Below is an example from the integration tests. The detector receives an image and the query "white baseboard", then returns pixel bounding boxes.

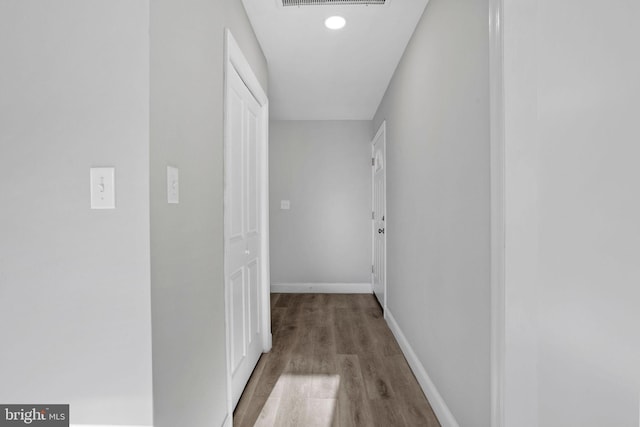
[385,309,459,427]
[271,282,372,294]
[222,412,231,427]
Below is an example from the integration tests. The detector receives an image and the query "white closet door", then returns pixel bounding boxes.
[372,123,386,309]
[225,64,263,409]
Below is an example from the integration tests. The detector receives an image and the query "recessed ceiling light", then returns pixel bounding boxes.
[325,16,346,30]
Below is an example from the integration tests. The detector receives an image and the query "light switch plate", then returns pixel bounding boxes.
[90,167,115,209]
[167,166,179,204]
[280,200,290,210]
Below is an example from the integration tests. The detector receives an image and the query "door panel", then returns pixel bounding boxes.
[228,85,245,241]
[226,65,263,409]
[248,259,259,337]
[230,268,245,373]
[246,105,259,235]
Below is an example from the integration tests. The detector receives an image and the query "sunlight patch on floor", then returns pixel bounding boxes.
[253,374,340,427]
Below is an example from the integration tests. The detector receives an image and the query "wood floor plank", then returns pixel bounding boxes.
[234,294,440,427]
[300,300,322,329]
[370,398,408,427]
[316,293,333,308]
[363,305,383,320]
[252,352,290,398]
[270,293,281,310]
[313,324,336,357]
[351,308,375,354]
[252,396,280,427]
[330,294,351,308]
[367,316,403,356]
[291,325,315,356]
[336,354,374,427]
[355,293,380,309]
[236,393,277,427]
[282,355,315,397]
[310,324,339,398]
[334,307,358,355]
[274,293,292,308]
[234,354,268,425]
[358,354,394,400]
[271,323,300,355]
[281,294,305,326]
[309,353,340,399]
[385,354,441,427]
[270,307,287,335]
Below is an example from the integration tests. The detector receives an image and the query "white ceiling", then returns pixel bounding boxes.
[242,0,429,120]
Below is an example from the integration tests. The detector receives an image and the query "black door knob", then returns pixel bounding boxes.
[378,228,385,234]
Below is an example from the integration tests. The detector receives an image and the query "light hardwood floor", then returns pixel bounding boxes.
[233,293,441,427]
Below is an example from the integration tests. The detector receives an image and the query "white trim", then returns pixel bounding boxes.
[261,111,272,351]
[225,30,267,105]
[489,0,505,426]
[223,28,271,425]
[271,282,373,294]
[221,412,232,427]
[385,309,459,427]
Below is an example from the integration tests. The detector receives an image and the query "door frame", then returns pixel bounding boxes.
[489,0,505,425]
[371,120,387,312]
[223,28,271,425]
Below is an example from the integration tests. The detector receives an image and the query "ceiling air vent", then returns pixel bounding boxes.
[283,0,385,6]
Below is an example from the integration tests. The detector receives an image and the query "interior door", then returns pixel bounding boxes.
[372,122,386,309]
[225,64,263,409]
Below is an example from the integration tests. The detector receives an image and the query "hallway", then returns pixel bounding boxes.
[234,294,440,426]
[3,0,638,425]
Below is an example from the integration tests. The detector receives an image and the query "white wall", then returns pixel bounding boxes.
[502,1,640,426]
[269,120,372,285]
[372,0,491,425]
[149,1,267,426]
[0,1,153,425]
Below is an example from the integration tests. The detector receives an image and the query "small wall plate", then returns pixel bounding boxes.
[167,166,179,204]
[90,167,115,209]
